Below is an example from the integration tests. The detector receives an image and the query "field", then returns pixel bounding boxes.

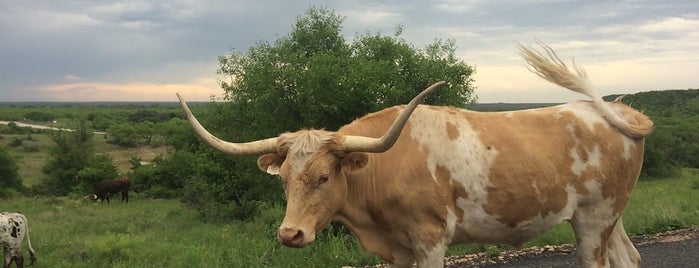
[1,169,697,267]
[1,118,698,267]
[0,132,168,186]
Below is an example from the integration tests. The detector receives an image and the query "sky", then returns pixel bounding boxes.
[1,0,697,103]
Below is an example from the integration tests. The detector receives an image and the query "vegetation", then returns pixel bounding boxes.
[0,147,23,197]
[0,169,695,268]
[610,89,699,177]
[184,7,477,220]
[0,6,696,268]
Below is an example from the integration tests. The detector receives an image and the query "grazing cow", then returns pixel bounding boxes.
[177,42,652,267]
[87,179,132,204]
[0,212,36,268]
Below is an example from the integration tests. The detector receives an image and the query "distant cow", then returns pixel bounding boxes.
[178,42,653,267]
[0,212,36,268]
[87,179,132,204]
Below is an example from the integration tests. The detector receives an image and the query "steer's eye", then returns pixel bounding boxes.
[318,175,329,185]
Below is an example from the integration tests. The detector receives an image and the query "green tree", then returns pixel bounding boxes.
[0,147,23,196]
[39,119,95,195]
[135,121,157,145]
[181,7,477,220]
[107,123,138,147]
[77,153,120,193]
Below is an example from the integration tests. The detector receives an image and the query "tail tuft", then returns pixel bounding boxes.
[518,41,653,138]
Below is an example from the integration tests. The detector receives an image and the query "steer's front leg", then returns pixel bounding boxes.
[415,242,447,268]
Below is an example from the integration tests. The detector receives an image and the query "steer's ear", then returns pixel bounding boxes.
[341,152,368,171]
[258,153,284,175]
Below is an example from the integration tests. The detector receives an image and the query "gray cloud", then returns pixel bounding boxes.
[0,0,697,102]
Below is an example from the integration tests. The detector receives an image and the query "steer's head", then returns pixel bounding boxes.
[86,194,98,201]
[177,81,445,248]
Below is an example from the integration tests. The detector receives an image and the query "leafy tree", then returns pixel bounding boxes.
[610,89,699,178]
[181,7,477,220]
[159,118,198,150]
[135,121,157,145]
[39,119,96,195]
[128,110,175,123]
[77,153,120,193]
[107,123,138,147]
[24,111,55,122]
[0,147,23,195]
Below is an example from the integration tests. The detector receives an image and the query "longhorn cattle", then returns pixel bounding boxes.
[0,212,36,268]
[87,179,132,204]
[177,42,652,268]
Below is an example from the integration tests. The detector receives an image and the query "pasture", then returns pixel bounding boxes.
[2,168,697,267]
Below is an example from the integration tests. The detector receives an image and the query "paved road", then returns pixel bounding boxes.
[459,228,698,268]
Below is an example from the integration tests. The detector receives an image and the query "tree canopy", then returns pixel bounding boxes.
[182,7,477,220]
[217,7,476,135]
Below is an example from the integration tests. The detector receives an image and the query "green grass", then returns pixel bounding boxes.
[623,168,699,235]
[0,131,167,186]
[2,169,696,267]
[0,133,52,186]
[1,197,379,268]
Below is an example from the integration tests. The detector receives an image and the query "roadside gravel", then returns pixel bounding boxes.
[350,228,698,268]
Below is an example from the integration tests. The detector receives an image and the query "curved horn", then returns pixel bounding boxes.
[340,81,446,153]
[177,93,278,155]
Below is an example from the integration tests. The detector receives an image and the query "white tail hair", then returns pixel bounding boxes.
[518,41,652,138]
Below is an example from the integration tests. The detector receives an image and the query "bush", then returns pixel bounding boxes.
[9,137,22,147]
[0,148,23,191]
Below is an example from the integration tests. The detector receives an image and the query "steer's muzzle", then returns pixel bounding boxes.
[278,227,306,248]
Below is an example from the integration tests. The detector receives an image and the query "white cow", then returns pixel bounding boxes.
[0,212,36,268]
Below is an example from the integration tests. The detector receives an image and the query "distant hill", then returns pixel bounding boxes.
[471,88,699,114]
[0,101,208,108]
[603,89,699,116]
[469,103,560,112]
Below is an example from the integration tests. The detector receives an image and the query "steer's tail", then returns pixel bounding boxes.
[518,41,653,138]
[18,213,37,265]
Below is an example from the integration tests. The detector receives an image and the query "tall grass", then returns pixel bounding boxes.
[1,169,696,267]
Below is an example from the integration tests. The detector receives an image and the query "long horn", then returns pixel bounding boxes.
[340,81,446,152]
[177,93,278,155]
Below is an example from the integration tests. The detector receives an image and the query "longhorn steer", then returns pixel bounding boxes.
[177,43,653,267]
[0,212,36,268]
[88,179,132,204]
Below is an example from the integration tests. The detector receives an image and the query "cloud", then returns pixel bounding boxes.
[38,77,223,102]
[0,0,697,103]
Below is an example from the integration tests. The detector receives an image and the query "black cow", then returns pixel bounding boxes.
[87,179,131,204]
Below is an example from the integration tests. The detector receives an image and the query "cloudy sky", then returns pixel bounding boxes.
[1,0,697,103]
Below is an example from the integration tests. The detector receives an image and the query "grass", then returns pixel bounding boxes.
[1,169,696,267]
[0,131,168,186]
[2,197,377,268]
[2,130,697,266]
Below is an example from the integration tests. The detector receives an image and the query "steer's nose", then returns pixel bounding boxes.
[278,227,305,248]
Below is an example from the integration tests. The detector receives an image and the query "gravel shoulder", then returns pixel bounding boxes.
[446,227,699,268]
